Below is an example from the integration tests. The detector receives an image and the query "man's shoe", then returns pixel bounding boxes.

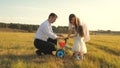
[36,50,42,56]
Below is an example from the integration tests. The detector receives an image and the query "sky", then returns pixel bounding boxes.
[0,0,120,31]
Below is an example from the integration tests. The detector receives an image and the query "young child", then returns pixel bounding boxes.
[72,31,86,60]
[67,14,90,60]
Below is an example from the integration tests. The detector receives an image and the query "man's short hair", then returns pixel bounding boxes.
[48,13,57,19]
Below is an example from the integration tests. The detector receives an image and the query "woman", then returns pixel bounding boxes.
[67,14,90,60]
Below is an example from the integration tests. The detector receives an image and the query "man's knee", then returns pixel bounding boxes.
[34,39,39,49]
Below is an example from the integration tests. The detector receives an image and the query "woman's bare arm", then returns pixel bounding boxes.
[68,32,77,38]
[67,28,72,38]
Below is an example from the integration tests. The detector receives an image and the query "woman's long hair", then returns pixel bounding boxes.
[69,14,84,37]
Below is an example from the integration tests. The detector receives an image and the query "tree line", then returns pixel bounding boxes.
[0,22,70,33]
[1,22,116,34]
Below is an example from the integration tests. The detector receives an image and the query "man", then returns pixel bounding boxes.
[34,13,65,56]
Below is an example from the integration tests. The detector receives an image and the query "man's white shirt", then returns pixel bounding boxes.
[35,20,57,41]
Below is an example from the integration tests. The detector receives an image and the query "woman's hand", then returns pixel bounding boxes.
[56,36,67,39]
[57,34,64,37]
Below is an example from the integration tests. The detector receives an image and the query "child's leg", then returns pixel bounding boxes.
[73,51,77,56]
[78,52,83,60]
[74,51,78,56]
[73,52,81,60]
[73,51,83,60]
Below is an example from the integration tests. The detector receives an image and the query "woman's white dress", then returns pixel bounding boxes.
[72,34,87,54]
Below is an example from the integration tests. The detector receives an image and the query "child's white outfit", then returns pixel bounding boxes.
[72,34,87,54]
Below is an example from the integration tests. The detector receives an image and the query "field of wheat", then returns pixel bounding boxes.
[0,32,120,68]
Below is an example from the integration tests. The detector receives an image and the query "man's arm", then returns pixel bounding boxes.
[43,23,65,39]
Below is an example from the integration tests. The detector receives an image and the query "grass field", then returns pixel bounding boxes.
[0,32,120,68]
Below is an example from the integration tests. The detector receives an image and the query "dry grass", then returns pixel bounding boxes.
[0,32,120,68]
